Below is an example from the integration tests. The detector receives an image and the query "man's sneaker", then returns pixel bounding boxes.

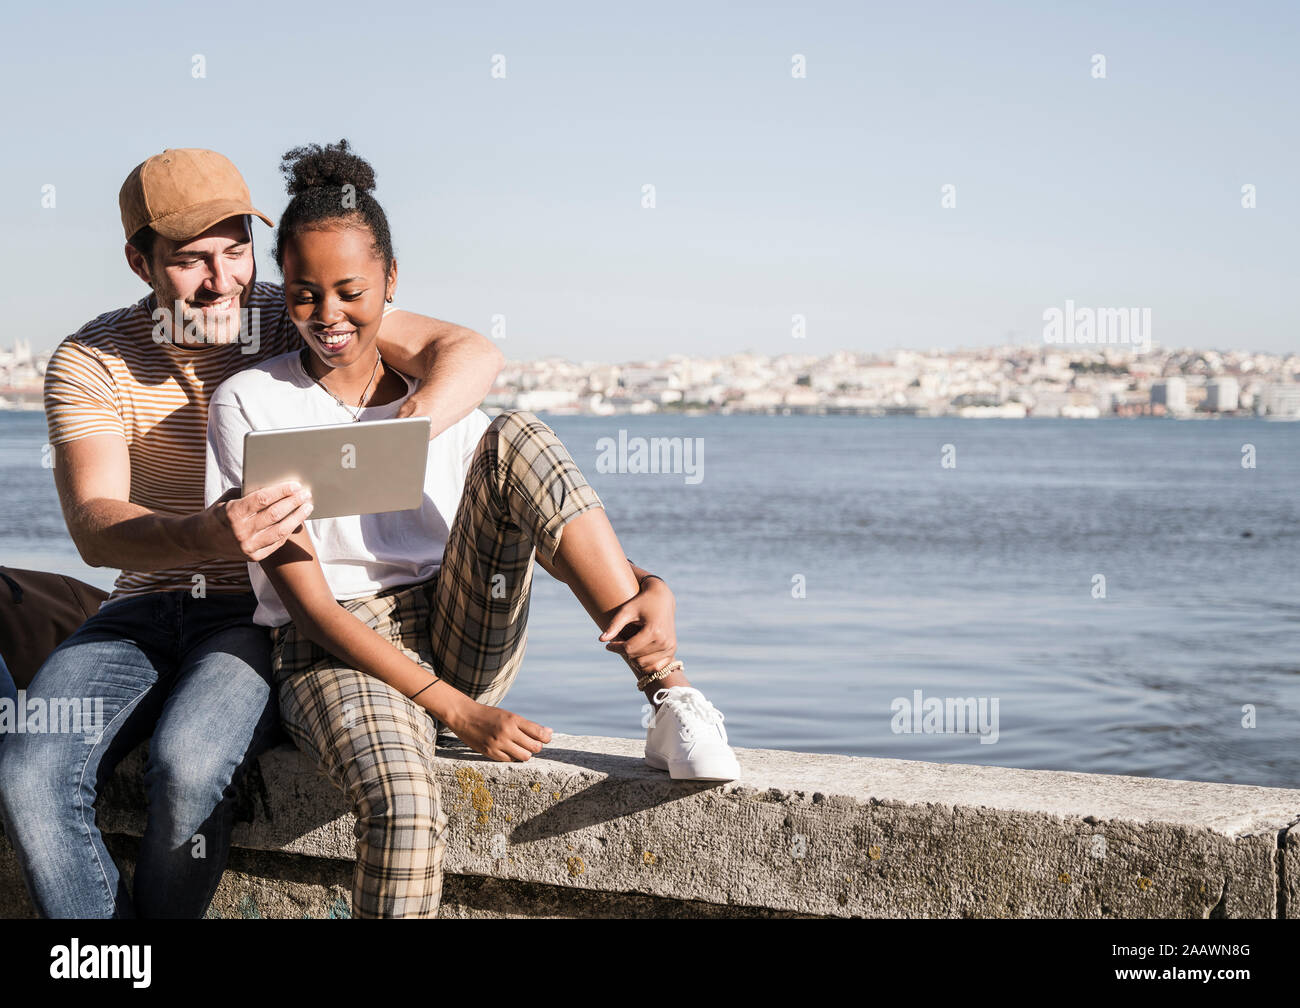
[644,686,741,781]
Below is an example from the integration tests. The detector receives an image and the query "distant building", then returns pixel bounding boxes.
[514,389,577,412]
[1028,390,1069,417]
[1257,383,1300,419]
[1150,377,1187,413]
[1204,377,1239,412]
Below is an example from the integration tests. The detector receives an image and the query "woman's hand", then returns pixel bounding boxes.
[443,698,552,762]
[599,577,678,676]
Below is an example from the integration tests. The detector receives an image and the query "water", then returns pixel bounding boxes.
[2,411,1297,787]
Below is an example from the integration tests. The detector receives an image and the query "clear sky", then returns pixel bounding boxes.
[3,0,1297,360]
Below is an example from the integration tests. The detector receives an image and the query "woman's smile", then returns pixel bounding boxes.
[314,327,356,355]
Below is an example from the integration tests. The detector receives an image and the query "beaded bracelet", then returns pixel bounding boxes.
[637,659,683,691]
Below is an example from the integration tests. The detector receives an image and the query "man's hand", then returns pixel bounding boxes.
[599,577,678,676]
[445,699,552,762]
[206,482,315,562]
[376,311,504,440]
[53,433,313,573]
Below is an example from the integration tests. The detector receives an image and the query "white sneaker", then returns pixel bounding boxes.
[644,686,741,782]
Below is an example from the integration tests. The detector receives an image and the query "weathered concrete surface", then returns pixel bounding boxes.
[203,845,814,918]
[0,832,34,919]
[1284,828,1300,920]
[3,735,1299,918]
[0,833,815,919]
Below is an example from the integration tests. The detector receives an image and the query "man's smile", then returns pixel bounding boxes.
[193,295,238,314]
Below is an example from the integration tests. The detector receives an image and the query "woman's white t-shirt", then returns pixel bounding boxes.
[204,349,492,627]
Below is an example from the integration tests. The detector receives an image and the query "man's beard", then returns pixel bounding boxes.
[152,275,253,347]
[177,291,245,345]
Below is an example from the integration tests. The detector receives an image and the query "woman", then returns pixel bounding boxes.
[204,140,738,918]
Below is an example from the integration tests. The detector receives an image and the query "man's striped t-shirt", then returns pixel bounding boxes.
[44,281,298,604]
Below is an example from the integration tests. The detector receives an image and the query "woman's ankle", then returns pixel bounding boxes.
[643,670,690,706]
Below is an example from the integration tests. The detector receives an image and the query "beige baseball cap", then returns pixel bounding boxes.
[119,148,274,242]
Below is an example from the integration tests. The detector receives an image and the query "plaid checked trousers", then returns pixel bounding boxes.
[269,410,604,918]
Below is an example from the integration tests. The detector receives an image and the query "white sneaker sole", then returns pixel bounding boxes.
[645,748,741,782]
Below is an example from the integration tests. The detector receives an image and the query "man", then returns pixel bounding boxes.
[0,148,504,918]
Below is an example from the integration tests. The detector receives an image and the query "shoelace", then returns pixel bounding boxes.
[652,688,725,743]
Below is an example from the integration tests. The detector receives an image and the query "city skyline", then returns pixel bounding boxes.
[4,337,1296,419]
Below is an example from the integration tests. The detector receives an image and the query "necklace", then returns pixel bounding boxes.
[304,347,383,422]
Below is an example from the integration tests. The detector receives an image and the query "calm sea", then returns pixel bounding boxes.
[2,410,1297,787]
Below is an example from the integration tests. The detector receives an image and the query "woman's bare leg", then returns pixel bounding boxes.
[538,509,691,704]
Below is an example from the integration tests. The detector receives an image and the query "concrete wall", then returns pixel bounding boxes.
[3,735,1298,918]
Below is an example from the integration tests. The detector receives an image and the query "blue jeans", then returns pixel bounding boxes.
[0,590,280,918]
[0,654,15,712]
[0,653,16,756]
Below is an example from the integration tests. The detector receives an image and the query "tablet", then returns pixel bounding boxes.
[242,417,432,520]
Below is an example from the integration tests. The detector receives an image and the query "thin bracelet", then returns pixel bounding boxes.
[626,556,664,590]
[408,679,438,701]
